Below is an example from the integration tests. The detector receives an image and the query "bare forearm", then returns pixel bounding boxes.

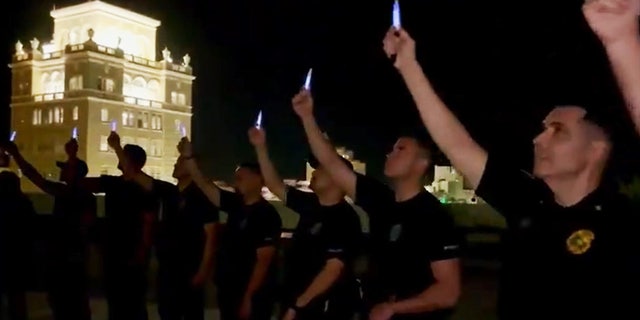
[605,38,640,133]
[390,282,458,315]
[197,228,217,274]
[296,260,343,307]
[185,159,221,206]
[398,60,487,188]
[244,258,271,298]
[11,152,48,190]
[254,146,286,200]
[300,115,342,168]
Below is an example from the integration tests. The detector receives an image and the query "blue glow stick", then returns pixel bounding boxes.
[304,68,313,90]
[9,131,16,142]
[72,127,78,139]
[180,124,187,137]
[392,0,401,30]
[255,110,263,129]
[110,120,117,132]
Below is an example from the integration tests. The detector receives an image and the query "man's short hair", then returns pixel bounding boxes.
[56,159,89,178]
[237,162,262,176]
[123,144,147,169]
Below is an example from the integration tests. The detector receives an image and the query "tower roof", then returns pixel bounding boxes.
[50,0,160,28]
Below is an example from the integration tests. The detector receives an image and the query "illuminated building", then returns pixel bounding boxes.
[9,0,194,192]
[425,165,480,204]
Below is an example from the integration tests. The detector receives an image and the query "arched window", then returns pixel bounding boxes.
[72,106,79,121]
[41,73,50,93]
[53,107,64,124]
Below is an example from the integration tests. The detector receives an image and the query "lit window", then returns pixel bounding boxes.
[122,111,135,127]
[178,93,186,105]
[54,107,64,124]
[72,106,79,121]
[33,109,42,125]
[101,108,109,122]
[99,135,109,151]
[69,75,83,90]
[46,109,53,124]
[171,91,178,104]
[103,78,115,92]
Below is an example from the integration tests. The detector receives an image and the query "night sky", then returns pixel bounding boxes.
[2,0,639,181]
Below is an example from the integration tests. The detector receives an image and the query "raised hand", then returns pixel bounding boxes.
[0,141,18,156]
[583,0,640,47]
[248,126,266,147]
[382,27,417,69]
[177,138,193,158]
[107,131,121,150]
[292,89,314,119]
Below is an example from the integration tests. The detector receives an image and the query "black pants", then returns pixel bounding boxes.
[104,258,149,320]
[217,284,275,320]
[46,243,90,320]
[157,263,204,320]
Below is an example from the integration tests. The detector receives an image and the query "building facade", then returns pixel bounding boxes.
[10,0,194,192]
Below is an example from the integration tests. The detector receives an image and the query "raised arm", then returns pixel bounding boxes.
[584,0,640,133]
[248,127,286,200]
[2,141,62,195]
[292,90,357,199]
[107,132,154,191]
[383,29,488,189]
[178,138,222,207]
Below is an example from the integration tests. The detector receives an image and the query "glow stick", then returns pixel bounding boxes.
[9,131,16,142]
[392,0,401,30]
[304,68,313,90]
[72,127,78,139]
[110,120,117,132]
[180,123,187,137]
[255,110,263,129]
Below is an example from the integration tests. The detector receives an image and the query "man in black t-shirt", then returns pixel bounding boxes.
[291,91,462,320]
[248,126,363,319]
[383,26,640,318]
[3,139,96,320]
[81,142,157,320]
[152,155,219,320]
[178,138,282,320]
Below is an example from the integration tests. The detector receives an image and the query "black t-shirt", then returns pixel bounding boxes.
[354,174,461,318]
[155,181,219,270]
[50,183,96,246]
[99,175,159,260]
[215,189,282,290]
[283,187,362,306]
[476,153,640,319]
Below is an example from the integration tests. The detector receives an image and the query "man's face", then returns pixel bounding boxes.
[384,137,429,179]
[172,156,189,179]
[309,167,334,193]
[233,167,263,196]
[533,106,607,179]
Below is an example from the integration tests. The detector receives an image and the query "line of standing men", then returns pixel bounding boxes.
[2,1,640,319]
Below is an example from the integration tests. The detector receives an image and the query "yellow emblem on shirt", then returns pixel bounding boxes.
[566,229,595,255]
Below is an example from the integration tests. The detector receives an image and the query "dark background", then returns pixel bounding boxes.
[2,0,638,181]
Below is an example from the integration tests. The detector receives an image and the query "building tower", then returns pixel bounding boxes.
[9,0,195,192]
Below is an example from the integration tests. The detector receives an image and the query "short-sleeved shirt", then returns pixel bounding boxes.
[215,189,282,290]
[282,187,362,306]
[476,153,640,319]
[50,183,96,251]
[154,181,219,270]
[98,175,159,260]
[355,174,461,318]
